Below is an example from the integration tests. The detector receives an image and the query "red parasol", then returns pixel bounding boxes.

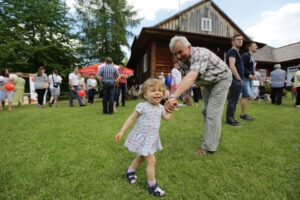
[80,63,134,77]
[79,63,103,77]
[118,66,134,77]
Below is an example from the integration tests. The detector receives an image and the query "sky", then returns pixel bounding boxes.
[66,0,300,57]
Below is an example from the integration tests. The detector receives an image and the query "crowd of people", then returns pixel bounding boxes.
[0,57,131,112]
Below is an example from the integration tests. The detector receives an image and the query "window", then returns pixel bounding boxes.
[287,66,298,86]
[201,18,212,32]
[143,52,149,73]
[259,69,266,80]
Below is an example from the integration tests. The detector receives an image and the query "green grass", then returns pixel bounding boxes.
[0,96,299,200]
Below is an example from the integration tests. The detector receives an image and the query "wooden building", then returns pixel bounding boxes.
[127,0,266,83]
[253,42,300,81]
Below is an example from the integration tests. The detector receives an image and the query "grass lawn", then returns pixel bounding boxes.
[0,96,299,200]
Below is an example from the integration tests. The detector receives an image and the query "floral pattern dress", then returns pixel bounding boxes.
[124,102,165,156]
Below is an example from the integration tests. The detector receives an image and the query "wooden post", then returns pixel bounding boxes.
[150,41,157,78]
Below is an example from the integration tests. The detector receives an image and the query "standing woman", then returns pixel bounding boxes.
[48,69,62,107]
[294,64,300,108]
[79,73,86,105]
[0,68,14,111]
[33,66,48,108]
[13,72,26,106]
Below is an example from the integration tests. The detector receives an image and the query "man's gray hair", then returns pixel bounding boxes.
[169,36,191,51]
[274,64,281,69]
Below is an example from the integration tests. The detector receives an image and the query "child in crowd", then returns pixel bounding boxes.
[87,74,97,104]
[115,79,172,197]
[0,68,14,111]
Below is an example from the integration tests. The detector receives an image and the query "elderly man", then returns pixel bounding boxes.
[165,36,232,155]
[270,64,286,105]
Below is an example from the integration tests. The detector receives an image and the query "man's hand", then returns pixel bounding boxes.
[165,98,178,113]
[249,75,255,80]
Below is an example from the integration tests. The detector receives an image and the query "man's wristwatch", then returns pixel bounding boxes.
[169,94,176,99]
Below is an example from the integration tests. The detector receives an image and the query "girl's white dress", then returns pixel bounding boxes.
[124,102,165,156]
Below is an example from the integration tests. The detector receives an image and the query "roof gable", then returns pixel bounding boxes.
[153,0,250,40]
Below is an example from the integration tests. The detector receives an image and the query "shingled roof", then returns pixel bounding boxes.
[254,42,300,63]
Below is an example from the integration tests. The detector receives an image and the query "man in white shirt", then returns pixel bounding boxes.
[68,67,84,107]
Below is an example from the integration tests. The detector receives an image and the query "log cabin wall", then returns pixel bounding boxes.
[152,41,174,78]
[156,1,240,38]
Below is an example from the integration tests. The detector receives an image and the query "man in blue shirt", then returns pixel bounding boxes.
[98,57,119,114]
[270,64,286,105]
[240,42,257,121]
[226,34,244,127]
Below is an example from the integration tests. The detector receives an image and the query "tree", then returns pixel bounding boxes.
[76,0,140,65]
[0,0,77,74]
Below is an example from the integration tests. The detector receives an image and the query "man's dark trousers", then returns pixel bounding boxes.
[271,87,284,105]
[118,83,127,106]
[103,84,115,114]
[226,78,242,123]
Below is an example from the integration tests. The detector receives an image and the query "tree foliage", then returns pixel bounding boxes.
[76,0,140,65]
[0,0,77,74]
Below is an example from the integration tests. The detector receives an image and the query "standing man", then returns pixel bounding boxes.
[226,34,244,127]
[165,36,232,155]
[118,65,128,107]
[293,64,300,108]
[69,67,85,107]
[270,64,286,105]
[98,57,119,114]
[240,42,257,121]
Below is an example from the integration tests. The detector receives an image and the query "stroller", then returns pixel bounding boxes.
[258,86,270,102]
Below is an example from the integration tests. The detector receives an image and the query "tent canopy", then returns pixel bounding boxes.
[79,63,134,77]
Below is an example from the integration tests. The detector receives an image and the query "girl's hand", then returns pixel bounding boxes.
[115,132,124,142]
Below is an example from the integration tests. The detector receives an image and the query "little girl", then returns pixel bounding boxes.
[115,79,172,197]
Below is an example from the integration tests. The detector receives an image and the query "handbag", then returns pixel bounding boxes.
[43,82,49,89]
[52,75,59,88]
[252,80,260,86]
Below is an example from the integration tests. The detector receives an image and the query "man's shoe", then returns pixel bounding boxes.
[240,114,254,121]
[226,121,242,127]
[80,104,86,107]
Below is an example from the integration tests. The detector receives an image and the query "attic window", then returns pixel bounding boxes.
[201,18,212,32]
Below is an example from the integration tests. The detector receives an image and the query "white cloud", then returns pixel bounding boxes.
[246,3,300,47]
[65,0,75,8]
[66,0,193,21]
[128,0,192,21]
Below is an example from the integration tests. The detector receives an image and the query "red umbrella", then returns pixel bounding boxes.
[79,63,103,77]
[118,66,134,77]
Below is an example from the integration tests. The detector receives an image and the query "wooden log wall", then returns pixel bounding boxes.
[157,1,239,38]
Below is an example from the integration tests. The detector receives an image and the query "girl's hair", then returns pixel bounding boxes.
[52,69,58,74]
[37,67,45,76]
[139,78,165,100]
[1,68,9,77]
